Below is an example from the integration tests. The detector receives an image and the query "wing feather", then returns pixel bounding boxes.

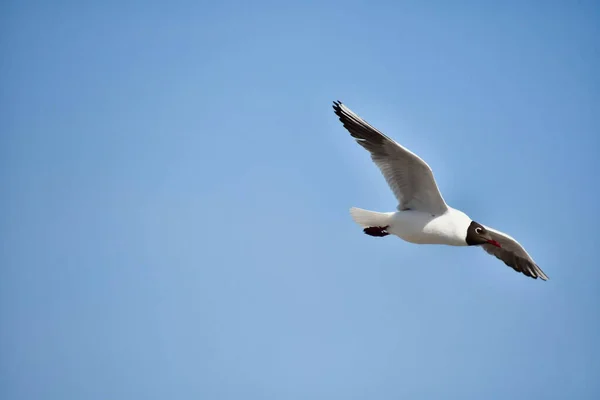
[333,101,448,215]
[482,226,548,280]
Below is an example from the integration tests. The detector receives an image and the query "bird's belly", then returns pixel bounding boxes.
[387,211,463,246]
[390,229,449,245]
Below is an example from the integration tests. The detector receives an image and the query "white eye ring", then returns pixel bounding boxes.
[475,227,483,234]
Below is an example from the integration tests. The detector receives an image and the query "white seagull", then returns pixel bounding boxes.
[333,101,548,281]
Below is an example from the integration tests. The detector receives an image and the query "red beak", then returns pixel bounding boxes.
[487,240,502,248]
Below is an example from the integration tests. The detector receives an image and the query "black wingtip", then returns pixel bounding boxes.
[332,100,344,117]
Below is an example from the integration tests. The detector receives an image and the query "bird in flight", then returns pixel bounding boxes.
[333,101,548,281]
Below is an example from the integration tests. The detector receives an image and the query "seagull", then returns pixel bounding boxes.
[333,101,548,281]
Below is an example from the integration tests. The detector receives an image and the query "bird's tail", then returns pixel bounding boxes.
[349,207,392,228]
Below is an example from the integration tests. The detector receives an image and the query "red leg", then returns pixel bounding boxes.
[363,226,390,237]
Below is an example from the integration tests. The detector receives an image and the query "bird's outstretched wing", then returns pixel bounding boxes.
[482,226,548,280]
[333,101,448,215]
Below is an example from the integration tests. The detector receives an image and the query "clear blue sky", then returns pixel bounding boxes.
[2,1,599,399]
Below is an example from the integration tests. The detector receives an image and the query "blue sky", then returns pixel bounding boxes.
[2,1,599,399]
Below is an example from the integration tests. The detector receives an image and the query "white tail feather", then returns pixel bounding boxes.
[349,207,392,227]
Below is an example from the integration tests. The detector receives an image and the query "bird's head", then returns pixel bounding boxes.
[466,221,502,248]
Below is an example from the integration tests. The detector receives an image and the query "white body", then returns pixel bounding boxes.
[350,207,472,246]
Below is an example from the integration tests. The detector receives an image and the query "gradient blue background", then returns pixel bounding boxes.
[2,1,599,399]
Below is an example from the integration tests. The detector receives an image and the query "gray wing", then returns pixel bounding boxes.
[333,101,448,215]
[482,226,549,280]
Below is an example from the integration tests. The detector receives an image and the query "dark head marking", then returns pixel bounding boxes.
[466,221,501,248]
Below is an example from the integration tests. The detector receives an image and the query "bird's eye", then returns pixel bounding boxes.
[475,227,483,234]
